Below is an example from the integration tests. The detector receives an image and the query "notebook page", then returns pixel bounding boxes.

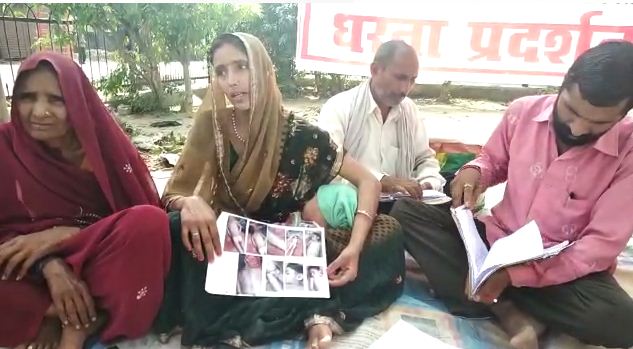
[473,267,500,295]
[451,206,489,278]
[478,220,544,277]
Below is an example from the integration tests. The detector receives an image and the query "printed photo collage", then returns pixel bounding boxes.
[205,213,330,298]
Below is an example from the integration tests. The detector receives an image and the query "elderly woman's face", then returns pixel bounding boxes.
[15,67,71,145]
[213,43,251,110]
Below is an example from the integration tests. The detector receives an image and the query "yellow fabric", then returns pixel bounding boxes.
[436,152,448,169]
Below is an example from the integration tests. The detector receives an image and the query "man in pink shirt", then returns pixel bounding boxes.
[391,40,633,349]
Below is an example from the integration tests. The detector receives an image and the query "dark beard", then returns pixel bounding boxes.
[552,103,604,147]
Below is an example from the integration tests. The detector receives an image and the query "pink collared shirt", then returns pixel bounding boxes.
[469,94,633,288]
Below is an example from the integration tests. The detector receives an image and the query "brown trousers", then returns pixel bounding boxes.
[390,198,633,348]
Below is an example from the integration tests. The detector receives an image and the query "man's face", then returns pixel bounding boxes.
[553,83,628,146]
[370,49,419,107]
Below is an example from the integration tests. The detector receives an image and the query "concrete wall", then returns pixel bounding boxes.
[409,84,557,103]
[194,83,558,104]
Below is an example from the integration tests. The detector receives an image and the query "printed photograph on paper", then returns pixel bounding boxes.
[206,213,330,298]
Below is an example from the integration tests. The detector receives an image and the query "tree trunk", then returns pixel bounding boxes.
[314,72,322,97]
[181,55,192,114]
[0,75,9,123]
[148,63,164,109]
[437,81,452,104]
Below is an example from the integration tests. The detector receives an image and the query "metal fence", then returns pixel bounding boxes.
[0,4,209,99]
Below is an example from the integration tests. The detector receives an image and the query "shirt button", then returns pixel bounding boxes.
[338,311,346,320]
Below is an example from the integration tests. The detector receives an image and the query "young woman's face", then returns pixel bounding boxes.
[213,43,251,110]
[15,67,71,145]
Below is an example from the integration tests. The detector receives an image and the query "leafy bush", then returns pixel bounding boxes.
[242,4,300,97]
[98,65,137,99]
[313,73,359,98]
[99,65,177,114]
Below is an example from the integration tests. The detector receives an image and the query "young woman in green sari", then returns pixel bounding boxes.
[154,33,405,349]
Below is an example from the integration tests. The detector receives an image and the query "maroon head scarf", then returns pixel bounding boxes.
[0,52,160,238]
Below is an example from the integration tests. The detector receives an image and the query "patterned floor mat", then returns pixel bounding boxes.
[107,258,632,349]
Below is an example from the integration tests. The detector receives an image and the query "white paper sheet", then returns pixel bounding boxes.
[369,320,461,349]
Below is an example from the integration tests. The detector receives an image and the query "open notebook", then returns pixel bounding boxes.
[450,206,572,297]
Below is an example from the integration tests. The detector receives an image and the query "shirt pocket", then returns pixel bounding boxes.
[531,185,593,242]
[558,197,593,240]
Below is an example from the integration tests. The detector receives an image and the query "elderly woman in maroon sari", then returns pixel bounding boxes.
[0,52,171,349]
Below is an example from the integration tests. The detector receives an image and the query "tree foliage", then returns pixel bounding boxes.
[244,4,299,97]
[45,3,256,112]
[47,4,167,110]
[31,3,348,113]
[151,3,257,112]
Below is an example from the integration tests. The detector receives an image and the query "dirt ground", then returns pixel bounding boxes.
[119,96,507,170]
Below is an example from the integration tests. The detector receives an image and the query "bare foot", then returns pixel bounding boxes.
[492,301,545,349]
[13,316,62,349]
[305,324,333,349]
[509,326,541,349]
[58,313,106,349]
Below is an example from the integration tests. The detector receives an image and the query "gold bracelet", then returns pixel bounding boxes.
[304,314,344,335]
[355,209,375,221]
[164,195,181,211]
